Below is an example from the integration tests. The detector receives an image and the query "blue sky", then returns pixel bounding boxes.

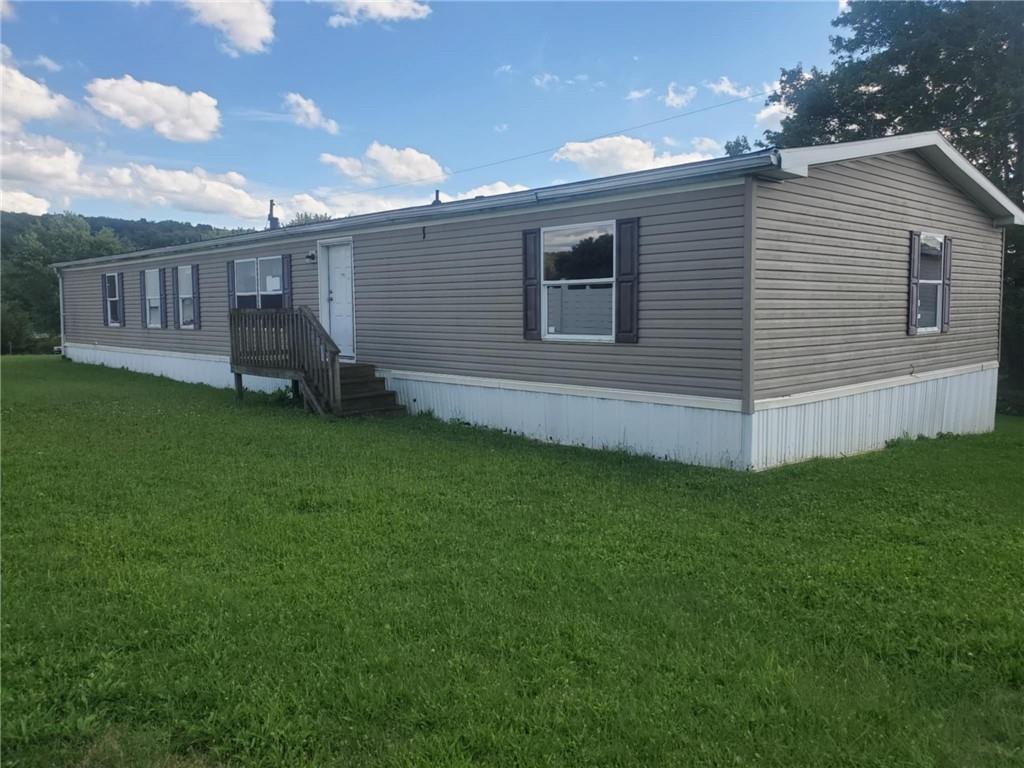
[1,1,839,227]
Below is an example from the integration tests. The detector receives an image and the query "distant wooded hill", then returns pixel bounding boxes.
[1,211,251,255]
[1,211,254,353]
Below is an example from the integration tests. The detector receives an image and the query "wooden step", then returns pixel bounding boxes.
[337,363,379,383]
[339,378,387,399]
[336,390,401,416]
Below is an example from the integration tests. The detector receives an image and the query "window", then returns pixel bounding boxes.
[104,273,122,326]
[541,221,615,340]
[258,256,284,309]
[144,269,162,328]
[916,232,944,332]
[177,265,195,329]
[234,256,283,309]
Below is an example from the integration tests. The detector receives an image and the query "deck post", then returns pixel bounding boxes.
[234,372,243,401]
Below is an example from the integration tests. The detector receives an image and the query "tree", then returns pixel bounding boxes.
[763,0,1024,377]
[287,212,332,227]
[1,303,35,355]
[1,213,126,337]
[723,136,751,156]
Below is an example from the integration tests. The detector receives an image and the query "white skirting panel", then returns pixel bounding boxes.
[59,349,999,471]
[381,371,746,468]
[750,363,998,470]
[62,343,290,393]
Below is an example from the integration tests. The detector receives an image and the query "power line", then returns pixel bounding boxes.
[322,95,1023,199]
[351,88,777,195]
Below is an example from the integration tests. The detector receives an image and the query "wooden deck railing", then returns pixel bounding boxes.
[229,308,341,412]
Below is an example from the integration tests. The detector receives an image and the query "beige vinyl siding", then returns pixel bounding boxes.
[62,237,321,357]
[753,150,1003,399]
[352,185,747,398]
[62,184,748,398]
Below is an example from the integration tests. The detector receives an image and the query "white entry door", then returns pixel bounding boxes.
[326,243,355,358]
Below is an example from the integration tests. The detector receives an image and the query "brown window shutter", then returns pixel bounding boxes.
[139,271,147,328]
[282,254,292,308]
[101,274,109,326]
[172,266,180,329]
[117,273,125,326]
[227,261,237,309]
[907,231,921,336]
[193,264,202,330]
[941,236,952,333]
[523,229,541,340]
[615,217,639,343]
[158,268,168,328]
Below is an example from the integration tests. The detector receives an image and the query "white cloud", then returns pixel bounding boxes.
[690,136,723,154]
[705,76,753,98]
[755,102,793,132]
[180,0,275,56]
[533,72,559,89]
[625,88,651,101]
[494,64,512,74]
[319,152,375,183]
[446,181,527,200]
[283,92,338,134]
[552,135,713,176]
[0,62,72,133]
[123,163,266,218]
[278,179,527,221]
[85,75,220,141]
[1,188,50,214]
[328,0,430,27]
[534,72,593,89]
[0,121,528,225]
[278,193,332,220]
[663,82,697,109]
[1,0,13,20]
[193,167,247,187]
[838,0,850,12]
[31,54,61,72]
[1,132,83,185]
[0,129,269,221]
[365,141,444,183]
[493,123,508,133]
[322,141,445,185]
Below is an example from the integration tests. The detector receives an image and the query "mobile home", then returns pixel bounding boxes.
[56,132,1023,469]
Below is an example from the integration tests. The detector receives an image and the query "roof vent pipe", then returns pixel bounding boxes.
[431,190,442,206]
[267,199,281,230]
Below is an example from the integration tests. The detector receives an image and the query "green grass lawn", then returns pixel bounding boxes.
[2,356,1023,767]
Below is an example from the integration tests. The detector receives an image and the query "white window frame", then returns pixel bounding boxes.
[104,272,121,327]
[144,268,162,329]
[258,255,283,307]
[234,258,258,308]
[177,265,195,329]
[235,256,283,309]
[540,220,616,343]
[917,231,945,334]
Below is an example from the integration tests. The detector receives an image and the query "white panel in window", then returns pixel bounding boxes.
[545,284,613,336]
[260,257,282,293]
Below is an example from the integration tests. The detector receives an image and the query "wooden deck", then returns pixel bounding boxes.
[229,308,402,416]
